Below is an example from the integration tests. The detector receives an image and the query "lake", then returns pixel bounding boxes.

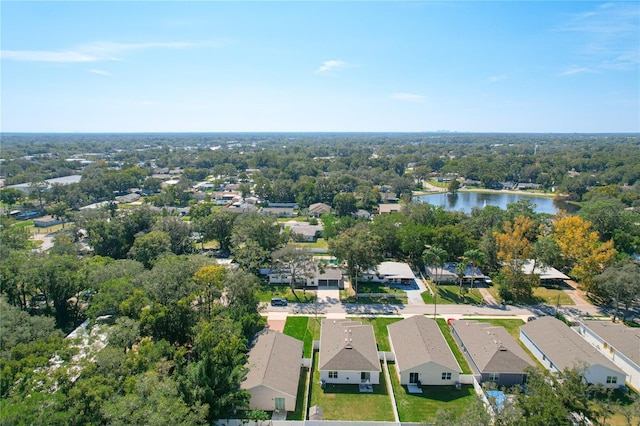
[414,191,579,215]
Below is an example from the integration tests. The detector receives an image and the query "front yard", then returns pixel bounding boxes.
[485,285,575,305]
[389,364,476,423]
[256,283,317,303]
[421,284,485,305]
[282,316,321,357]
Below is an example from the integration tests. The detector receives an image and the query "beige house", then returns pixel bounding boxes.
[319,319,380,385]
[388,316,461,386]
[242,330,303,412]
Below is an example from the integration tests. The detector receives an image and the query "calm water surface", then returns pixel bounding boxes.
[414,192,579,215]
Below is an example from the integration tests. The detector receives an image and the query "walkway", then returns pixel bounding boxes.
[476,284,499,306]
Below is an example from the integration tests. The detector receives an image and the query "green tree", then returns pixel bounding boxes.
[332,192,357,217]
[196,209,237,252]
[447,178,461,193]
[595,260,640,322]
[494,216,538,301]
[0,188,24,210]
[184,317,249,422]
[423,246,447,284]
[129,230,172,268]
[463,249,486,289]
[328,224,382,293]
[271,245,315,298]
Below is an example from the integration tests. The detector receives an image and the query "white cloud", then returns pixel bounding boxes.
[558,2,639,71]
[488,74,507,82]
[561,66,597,76]
[1,50,97,62]
[1,41,197,63]
[316,60,346,73]
[392,92,426,102]
[89,69,112,76]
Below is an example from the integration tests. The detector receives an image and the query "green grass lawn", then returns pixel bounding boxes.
[486,285,575,306]
[389,364,476,423]
[356,281,410,296]
[472,318,525,339]
[308,356,394,421]
[435,318,472,374]
[286,368,309,420]
[256,283,317,303]
[420,284,484,305]
[534,286,575,305]
[282,316,321,357]
[357,317,402,352]
[291,238,329,250]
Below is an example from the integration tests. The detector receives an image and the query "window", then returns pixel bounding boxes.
[606,376,617,384]
[328,371,338,379]
[488,373,500,382]
[441,372,452,381]
[410,372,419,384]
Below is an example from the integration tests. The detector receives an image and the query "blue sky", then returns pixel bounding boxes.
[1,1,638,133]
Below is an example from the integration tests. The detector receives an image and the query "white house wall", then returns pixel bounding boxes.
[520,330,626,388]
[584,364,626,389]
[578,325,640,391]
[519,331,560,372]
[246,385,296,412]
[320,370,380,385]
[398,362,459,386]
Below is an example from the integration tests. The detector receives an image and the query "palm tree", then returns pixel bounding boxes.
[463,249,486,289]
[423,246,448,285]
[423,246,447,320]
[456,260,468,293]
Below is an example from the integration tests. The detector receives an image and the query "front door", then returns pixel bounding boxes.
[409,372,419,384]
[361,372,370,383]
[275,397,285,411]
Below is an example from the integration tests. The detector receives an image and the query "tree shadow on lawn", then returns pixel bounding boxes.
[409,384,474,402]
[438,287,481,304]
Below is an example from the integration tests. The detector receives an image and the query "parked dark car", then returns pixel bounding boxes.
[270,298,288,306]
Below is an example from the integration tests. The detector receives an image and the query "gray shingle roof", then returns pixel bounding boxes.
[452,320,535,374]
[242,330,303,396]
[388,316,460,372]
[580,320,640,366]
[319,319,380,372]
[520,316,624,374]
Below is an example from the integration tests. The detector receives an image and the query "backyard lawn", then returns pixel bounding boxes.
[308,356,394,421]
[389,364,476,423]
[286,368,310,420]
[282,316,321,357]
[291,238,329,250]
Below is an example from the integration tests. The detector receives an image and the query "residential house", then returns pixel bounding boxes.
[521,260,570,285]
[520,317,626,388]
[269,265,344,288]
[241,330,303,412]
[378,204,402,215]
[33,215,64,228]
[451,320,535,386]
[425,262,486,284]
[388,316,461,385]
[283,221,323,242]
[319,319,381,385]
[362,261,416,285]
[308,202,331,217]
[260,207,295,218]
[576,320,640,391]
